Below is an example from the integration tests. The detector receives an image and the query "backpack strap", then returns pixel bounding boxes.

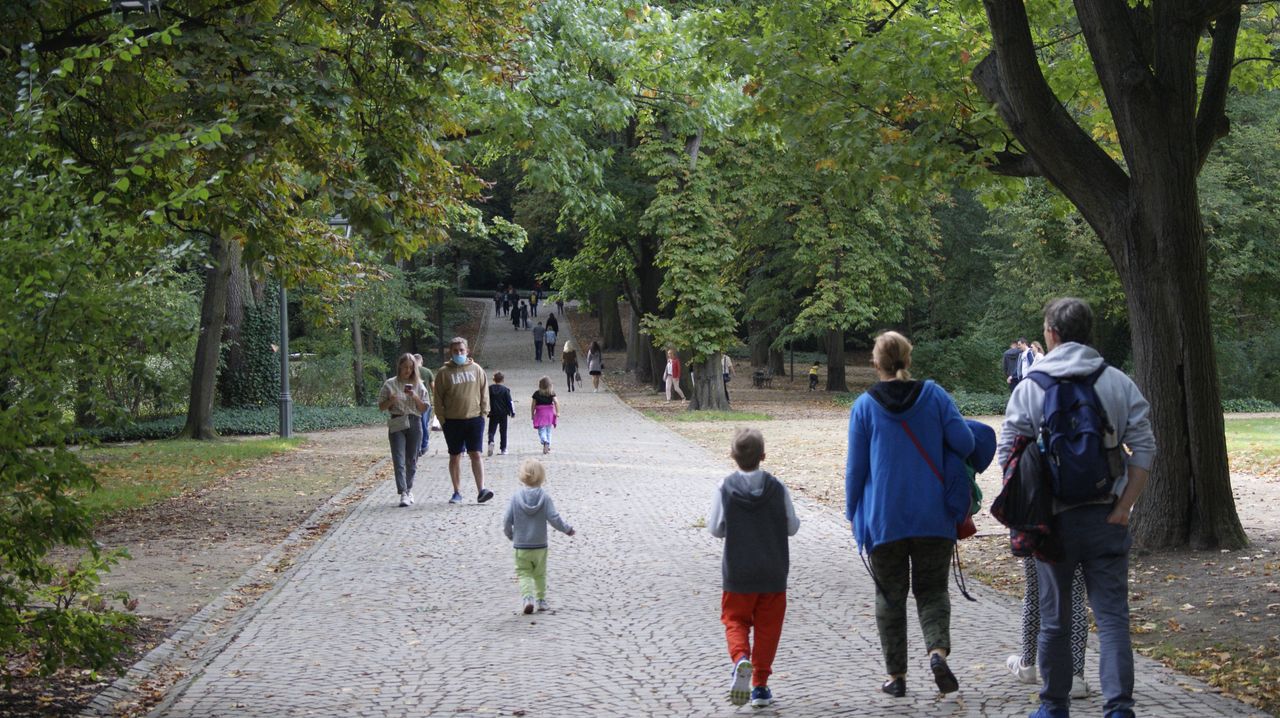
[1025,363,1109,389]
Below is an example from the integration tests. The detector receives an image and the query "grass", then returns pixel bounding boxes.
[648,410,772,422]
[80,437,304,516]
[1224,417,1280,476]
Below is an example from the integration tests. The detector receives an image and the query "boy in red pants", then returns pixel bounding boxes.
[707,428,801,707]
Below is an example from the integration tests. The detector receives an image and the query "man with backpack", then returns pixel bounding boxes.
[996,297,1155,718]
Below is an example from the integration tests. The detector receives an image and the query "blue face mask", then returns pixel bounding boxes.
[452,354,467,365]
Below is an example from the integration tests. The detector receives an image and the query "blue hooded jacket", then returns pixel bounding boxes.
[845,380,976,553]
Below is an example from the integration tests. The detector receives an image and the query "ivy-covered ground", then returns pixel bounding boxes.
[570,307,1280,716]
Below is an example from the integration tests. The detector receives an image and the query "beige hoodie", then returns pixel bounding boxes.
[433,360,489,420]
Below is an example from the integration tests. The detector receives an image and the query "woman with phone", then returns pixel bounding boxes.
[378,353,429,507]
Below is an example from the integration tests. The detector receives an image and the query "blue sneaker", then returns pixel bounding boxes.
[728,658,752,706]
[1029,706,1070,718]
[750,685,773,707]
[448,492,463,504]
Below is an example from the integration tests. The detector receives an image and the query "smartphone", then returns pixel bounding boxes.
[403,384,414,394]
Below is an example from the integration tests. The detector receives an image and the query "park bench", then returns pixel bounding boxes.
[752,368,774,389]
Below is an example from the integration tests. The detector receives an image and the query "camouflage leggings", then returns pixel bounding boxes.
[868,537,954,677]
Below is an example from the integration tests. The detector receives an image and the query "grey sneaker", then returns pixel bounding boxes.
[398,493,409,507]
[729,657,752,706]
[477,488,494,503]
[486,442,494,457]
[536,599,549,612]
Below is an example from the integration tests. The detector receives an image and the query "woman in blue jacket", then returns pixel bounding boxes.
[845,331,975,698]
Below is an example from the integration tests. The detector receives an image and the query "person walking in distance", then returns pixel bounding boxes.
[532,322,546,362]
[531,376,560,454]
[433,337,495,505]
[561,340,579,392]
[412,354,435,458]
[586,341,604,392]
[511,301,522,331]
[544,320,558,360]
[487,371,516,457]
[664,349,686,402]
[999,298,1155,718]
[722,352,735,404]
[377,354,429,507]
[845,331,975,698]
[708,428,801,708]
[520,300,530,329]
[529,290,539,317]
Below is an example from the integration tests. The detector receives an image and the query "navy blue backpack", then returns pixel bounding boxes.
[1024,365,1121,505]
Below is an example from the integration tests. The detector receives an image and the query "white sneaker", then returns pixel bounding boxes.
[1006,654,1037,684]
[1071,673,1090,698]
[499,449,507,455]
[522,597,534,615]
[728,658,752,706]
[405,490,414,505]
[536,599,549,612]
[398,493,409,507]
[486,443,494,457]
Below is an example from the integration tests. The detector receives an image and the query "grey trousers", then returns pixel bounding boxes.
[389,421,422,494]
[868,537,954,676]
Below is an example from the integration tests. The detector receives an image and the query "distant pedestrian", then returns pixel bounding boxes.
[664,349,685,402]
[586,341,604,392]
[722,352,735,403]
[531,376,560,454]
[503,459,575,614]
[493,289,503,316]
[529,290,539,317]
[433,337,494,505]
[520,301,529,329]
[556,297,565,316]
[808,362,819,391]
[377,354,429,508]
[708,428,800,708]
[487,371,516,457]
[544,325,557,360]
[1004,338,1027,392]
[412,354,435,458]
[502,289,512,317]
[511,303,521,331]
[545,313,559,334]
[562,341,579,392]
[532,322,546,361]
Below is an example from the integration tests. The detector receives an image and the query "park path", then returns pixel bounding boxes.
[153,302,1262,717]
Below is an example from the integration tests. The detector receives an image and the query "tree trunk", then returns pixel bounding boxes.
[825,329,848,392]
[626,305,643,374]
[352,307,366,406]
[219,263,249,408]
[769,346,785,377]
[181,233,242,440]
[598,287,626,350]
[635,235,665,389]
[749,321,770,367]
[689,353,731,410]
[1120,193,1246,550]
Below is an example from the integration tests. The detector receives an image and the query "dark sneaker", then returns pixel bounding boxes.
[477,488,494,503]
[749,685,773,707]
[728,658,752,706]
[881,676,906,697]
[522,597,534,614]
[930,653,959,694]
[448,492,463,504]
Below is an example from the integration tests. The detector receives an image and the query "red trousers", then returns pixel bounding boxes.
[721,591,787,687]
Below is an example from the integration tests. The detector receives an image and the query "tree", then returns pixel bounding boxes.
[969,0,1276,549]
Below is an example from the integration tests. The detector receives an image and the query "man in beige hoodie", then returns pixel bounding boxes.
[433,337,494,504]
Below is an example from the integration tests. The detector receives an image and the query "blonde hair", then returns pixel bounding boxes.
[518,458,546,487]
[731,428,765,471]
[397,353,421,384]
[563,340,577,354]
[872,331,913,381]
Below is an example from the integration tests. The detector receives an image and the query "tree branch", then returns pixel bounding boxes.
[1196,9,1241,171]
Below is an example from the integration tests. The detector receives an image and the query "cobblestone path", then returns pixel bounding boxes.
[157,304,1261,717]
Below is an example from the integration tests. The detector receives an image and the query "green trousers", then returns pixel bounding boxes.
[868,537,953,676]
[514,547,548,600]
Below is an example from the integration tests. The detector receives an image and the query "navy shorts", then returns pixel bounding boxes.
[443,416,485,455]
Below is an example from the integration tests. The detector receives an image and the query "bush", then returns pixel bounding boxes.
[949,391,1010,416]
[912,335,1008,394]
[83,406,385,442]
[1221,397,1280,413]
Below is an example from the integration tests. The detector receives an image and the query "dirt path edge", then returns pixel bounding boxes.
[78,456,390,718]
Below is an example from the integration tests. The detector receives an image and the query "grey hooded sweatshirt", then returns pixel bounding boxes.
[502,487,573,549]
[997,341,1156,502]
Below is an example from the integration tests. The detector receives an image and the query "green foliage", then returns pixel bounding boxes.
[911,336,1009,395]
[1221,398,1280,414]
[949,391,1012,417]
[219,288,280,409]
[83,406,385,443]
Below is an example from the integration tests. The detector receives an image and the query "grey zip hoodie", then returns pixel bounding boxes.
[997,341,1156,500]
[502,487,573,549]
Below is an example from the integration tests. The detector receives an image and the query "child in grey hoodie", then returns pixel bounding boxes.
[502,459,575,614]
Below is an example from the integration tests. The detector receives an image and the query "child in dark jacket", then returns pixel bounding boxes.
[502,459,575,614]
[707,429,801,708]
[487,372,516,456]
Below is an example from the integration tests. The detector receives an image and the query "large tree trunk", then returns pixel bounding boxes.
[769,346,786,377]
[598,287,626,350]
[219,263,249,408]
[181,233,242,439]
[689,353,731,410]
[825,329,849,392]
[749,320,770,367]
[626,304,644,375]
[352,307,366,406]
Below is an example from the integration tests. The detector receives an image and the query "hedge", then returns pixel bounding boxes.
[83,406,385,443]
